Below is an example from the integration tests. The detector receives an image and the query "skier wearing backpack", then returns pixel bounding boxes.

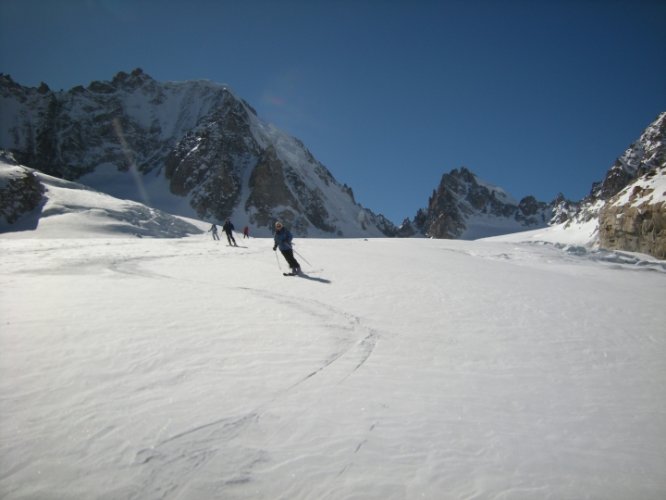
[273,221,301,274]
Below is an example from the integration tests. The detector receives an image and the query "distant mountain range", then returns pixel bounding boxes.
[0,70,664,256]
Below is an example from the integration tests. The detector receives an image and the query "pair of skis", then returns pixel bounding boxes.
[283,268,323,277]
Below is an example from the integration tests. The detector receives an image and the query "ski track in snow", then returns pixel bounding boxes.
[2,239,383,498]
[71,245,382,498]
[129,301,379,499]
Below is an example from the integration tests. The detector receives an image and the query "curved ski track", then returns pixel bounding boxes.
[100,250,382,499]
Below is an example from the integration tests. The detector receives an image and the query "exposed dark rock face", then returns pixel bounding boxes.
[164,94,258,221]
[247,146,299,227]
[0,156,45,225]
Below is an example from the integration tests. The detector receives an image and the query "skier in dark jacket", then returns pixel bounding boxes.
[273,221,301,274]
[222,218,238,246]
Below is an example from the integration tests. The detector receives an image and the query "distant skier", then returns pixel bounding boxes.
[243,226,250,239]
[273,221,301,274]
[222,218,238,246]
[208,223,220,240]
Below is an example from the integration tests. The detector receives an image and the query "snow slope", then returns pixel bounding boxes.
[1,219,665,498]
[481,216,601,249]
[0,163,205,238]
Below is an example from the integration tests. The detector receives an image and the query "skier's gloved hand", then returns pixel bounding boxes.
[273,246,277,251]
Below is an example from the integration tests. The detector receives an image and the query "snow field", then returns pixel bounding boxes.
[1,235,665,499]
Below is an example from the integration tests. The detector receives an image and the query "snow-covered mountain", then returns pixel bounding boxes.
[401,167,570,239]
[0,69,395,237]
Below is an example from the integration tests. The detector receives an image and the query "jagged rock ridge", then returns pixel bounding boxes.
[593,112,665,201]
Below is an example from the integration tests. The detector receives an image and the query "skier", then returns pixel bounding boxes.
[273,221,301,274]
[222,218,238,246]
[208,223,220,240]
[243,226,250,239]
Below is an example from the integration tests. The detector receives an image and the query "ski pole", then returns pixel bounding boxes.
[293,249,312,267]
[274,249,282,270]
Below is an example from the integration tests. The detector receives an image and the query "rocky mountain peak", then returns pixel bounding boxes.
[0,73,21,92]
[594,112,665,200]
[412,166,553,239]
[112,68,152,87]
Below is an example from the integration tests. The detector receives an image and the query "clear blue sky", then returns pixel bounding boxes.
[1,0,665,223]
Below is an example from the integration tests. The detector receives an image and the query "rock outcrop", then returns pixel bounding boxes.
[0,152,45,225]
[599,168,666,259]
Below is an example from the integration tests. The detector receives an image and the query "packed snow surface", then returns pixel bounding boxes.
[1,229,665,498]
